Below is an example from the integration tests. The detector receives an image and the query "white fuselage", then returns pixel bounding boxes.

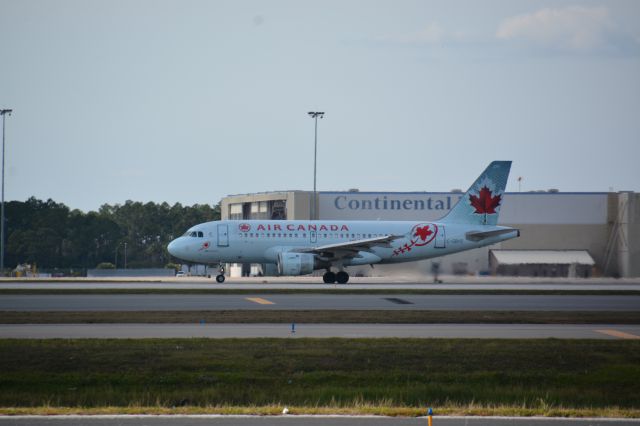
[167,219,518,267]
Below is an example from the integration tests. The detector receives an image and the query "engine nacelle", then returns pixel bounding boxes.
[277,252,316,276]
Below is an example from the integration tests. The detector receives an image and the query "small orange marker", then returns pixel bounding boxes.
[428,407,433,426]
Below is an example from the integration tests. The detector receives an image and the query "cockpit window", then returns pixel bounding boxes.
[183,230,204,238]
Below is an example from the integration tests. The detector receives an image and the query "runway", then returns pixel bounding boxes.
[1,294,639,311]
[0,416,638,426]
[2,323,640,339]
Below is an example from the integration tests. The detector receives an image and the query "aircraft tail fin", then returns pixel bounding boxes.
[440,161,512,226]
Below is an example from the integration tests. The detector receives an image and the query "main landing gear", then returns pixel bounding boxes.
[323,270,349,284]
[215,264,225,283]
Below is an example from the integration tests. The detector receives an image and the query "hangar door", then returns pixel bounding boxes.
[217,224,229,246]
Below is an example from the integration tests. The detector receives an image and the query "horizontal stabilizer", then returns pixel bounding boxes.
[465,228,520,242]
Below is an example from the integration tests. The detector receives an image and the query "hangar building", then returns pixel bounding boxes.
[220,190,639,278]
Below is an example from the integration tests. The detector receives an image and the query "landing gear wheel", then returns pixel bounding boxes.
[216,274,225,283]
[336,271,349,284]
[323,271,336,284]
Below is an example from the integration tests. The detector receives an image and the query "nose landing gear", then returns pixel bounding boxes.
[322,270,349,284]
[215,264,226,283]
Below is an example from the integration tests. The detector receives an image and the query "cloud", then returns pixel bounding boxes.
[372,8,639,57]
[496,6,614,51]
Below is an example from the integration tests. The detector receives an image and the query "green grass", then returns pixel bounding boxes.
[1,339,639,414]
[3,310,640,324]
[1,404,639,417]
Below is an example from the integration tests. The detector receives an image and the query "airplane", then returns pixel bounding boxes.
[167,161,519,283]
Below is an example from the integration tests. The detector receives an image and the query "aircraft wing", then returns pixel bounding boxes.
[295,234,402,261]
[465,228,519,242]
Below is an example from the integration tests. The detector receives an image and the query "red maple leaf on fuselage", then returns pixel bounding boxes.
[414,225,433,241]
[469,186,501,214]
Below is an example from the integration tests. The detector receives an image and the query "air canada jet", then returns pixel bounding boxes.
[168,161,519,283]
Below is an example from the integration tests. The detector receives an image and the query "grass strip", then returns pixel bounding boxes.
[2,310,640,324]
[1,289,639,295]
[1,405,639,418]
[0,338,639,415]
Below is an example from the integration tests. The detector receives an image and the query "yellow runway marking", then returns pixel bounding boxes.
[246,297,275,305]
[595,329,640,339]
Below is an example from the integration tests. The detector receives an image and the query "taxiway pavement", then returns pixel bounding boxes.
[2,323,639,339]
[1,294,639,311]
[1,278,640,291]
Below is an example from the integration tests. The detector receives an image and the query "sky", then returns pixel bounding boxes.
[1,0,639,212]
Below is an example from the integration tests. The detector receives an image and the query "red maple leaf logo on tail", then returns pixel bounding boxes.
[469,186,501,214]
[414,225,433,242]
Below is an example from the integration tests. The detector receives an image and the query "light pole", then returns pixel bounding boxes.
[124,242,127,269]
[307,111,324,220]
[0,109,12,275]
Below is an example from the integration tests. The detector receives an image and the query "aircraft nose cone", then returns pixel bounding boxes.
[167,239,179,257]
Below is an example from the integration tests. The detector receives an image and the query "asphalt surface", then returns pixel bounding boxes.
[0,416,638,426]
[2,323,640,339]
[2,279,640,291]
[1,294,639,311]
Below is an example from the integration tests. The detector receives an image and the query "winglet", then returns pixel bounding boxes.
[440,161,512,226]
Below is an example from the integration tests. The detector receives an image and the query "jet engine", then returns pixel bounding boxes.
[277,252,316,276]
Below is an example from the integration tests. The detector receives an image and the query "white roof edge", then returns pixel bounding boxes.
[491,250,595,265]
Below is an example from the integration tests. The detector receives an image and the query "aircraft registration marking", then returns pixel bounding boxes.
[246,297,275,305]
[594,329,640,340]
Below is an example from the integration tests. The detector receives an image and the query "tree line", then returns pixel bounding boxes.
[4,197,220,273]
